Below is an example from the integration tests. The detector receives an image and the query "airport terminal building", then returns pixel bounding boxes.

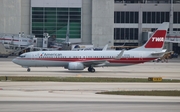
[0,0,180,52]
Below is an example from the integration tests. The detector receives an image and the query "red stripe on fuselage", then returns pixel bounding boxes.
[18,57,156,64]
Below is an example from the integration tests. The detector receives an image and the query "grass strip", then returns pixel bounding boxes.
[96,90,180,96]
[0,76,180,82]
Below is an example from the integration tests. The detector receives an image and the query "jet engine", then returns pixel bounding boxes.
[68,62,84,70]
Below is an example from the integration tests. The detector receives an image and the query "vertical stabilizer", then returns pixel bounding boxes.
[131,22,169,51]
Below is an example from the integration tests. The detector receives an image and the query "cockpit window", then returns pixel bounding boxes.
[19,54,26,58]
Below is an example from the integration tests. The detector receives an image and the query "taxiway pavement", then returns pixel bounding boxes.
[0,82,180,112]
[0,56,180,111]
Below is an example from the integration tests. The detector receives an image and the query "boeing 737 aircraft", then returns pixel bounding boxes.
[12,22,169,72]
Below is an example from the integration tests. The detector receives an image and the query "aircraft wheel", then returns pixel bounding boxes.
[88,67,91,72]
[91,68,95,73]
[27,68,30,72]
[88,67,95,73]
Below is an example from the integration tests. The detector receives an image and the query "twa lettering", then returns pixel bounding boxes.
[152,37,164,42]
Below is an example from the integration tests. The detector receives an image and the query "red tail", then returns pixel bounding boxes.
[131,22,169,51]
[145,30,167,48]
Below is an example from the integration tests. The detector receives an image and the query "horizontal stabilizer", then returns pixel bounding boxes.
[151,49,166,55]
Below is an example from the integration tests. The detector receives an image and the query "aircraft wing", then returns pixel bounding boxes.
[82,60,110,67]
[82,50,124,67]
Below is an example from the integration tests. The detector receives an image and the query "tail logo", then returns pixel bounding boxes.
[152,37,164,42]
[145,30,166,48]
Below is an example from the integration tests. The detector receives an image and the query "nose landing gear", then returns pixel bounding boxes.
[27,68,31,72]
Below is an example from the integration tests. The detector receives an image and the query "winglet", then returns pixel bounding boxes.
[115,49,125,59]
[102,44,108,51]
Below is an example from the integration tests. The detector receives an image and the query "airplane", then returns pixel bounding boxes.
[12,22,169,72]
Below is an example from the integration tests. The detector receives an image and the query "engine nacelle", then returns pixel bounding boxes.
[68,62,84,70]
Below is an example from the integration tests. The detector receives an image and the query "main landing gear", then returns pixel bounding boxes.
[88,66,95,73]
[27,68,31,72]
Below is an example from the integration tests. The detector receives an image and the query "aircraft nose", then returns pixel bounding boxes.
[12,58,18,64]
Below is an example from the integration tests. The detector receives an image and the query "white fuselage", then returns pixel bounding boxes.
[12,50,160,68]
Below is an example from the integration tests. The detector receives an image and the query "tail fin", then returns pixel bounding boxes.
[132,22,169,51]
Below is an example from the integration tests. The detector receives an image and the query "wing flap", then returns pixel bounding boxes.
[82,60,109,67]
[81,50,124,67]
